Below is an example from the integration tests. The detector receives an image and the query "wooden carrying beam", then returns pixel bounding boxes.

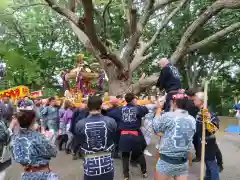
[200,81,209,180]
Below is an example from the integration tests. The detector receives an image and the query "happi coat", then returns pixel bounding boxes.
[11,128,58,180]
[75,114,117,180]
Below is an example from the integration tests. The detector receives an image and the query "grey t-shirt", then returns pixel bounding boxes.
[153,109,196,158]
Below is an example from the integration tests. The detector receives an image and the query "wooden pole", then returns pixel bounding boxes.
[200,81,209,180]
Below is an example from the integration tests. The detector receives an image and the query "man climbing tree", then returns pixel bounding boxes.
[156,58,181,112]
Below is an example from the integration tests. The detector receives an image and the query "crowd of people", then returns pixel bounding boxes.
[0,58,224,180]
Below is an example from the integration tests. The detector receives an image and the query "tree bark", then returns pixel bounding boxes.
[170,0,240,64]
[154,0,179,11]
[120,0,155,62]
[130,0,189,72]
[170,1,224,64]
[105,65,132,95]
[187,22,240,53]
[131,73,159,94]
[43,0,240,95]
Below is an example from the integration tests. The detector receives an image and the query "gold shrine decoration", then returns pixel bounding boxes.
[77,53,84,63]
[80,72,99,80]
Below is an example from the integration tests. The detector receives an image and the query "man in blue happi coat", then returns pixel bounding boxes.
[75,96,117,180]
[194,92,223,180]
[118,93,149,180]
[156,58,181,112]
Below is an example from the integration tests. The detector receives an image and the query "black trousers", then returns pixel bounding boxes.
[122,151,146,178]
[58,134,68,150]
[114,129,121,156]
[216,143,223,166]
[197,136,223,166]
[193,133,201,159]
[72,136,81,154]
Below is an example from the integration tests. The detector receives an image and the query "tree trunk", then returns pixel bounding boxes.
[108,79,132,96]
[105,64,132,96]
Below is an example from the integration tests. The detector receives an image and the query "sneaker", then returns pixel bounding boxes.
[142,173,148,178]
[144,150,152,156]
[124,176,129,180]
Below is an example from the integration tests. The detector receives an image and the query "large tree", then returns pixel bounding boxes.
[3,0,240,95]
[0,3,84,91]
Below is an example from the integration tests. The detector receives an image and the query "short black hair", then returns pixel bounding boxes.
[185,88,197,97]
[174,98,190,111]
[125,93,135,103]
[17,110,36,128]
[87,95,103,111]
[48,97,55,102]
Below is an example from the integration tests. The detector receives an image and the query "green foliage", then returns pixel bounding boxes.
[0,0,85,92]
[0,0,239,115]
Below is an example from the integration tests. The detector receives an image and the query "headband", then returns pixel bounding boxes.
[172,93,188,100]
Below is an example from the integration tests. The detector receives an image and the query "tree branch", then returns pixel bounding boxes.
[146,0,188,50]
[185,56,201,88]
[125,0,137,35]
[120,0,155,62]
[68,0,81,12]
[44,0,91,54]
[102,0,113,40]
[187,22,240,53]
[153,0,178,11]
[129,12,138,36]
[45,0,124,70]
[68,0,76,11]
[129,40,147,71]
[130,0,188,72]
[81,0,124,70]
[131,73,159,94]
[44,0,80,26]
[170,0,240,64]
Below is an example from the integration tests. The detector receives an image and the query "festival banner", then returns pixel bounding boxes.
[30,90,43,98]
[0,86,29,99]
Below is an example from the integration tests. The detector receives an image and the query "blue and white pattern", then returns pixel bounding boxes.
[84,154,114,176]
[141,104,156,138]
[153,109,195,157]
[169,65,180,79]
[156,159,188,177]
[85,122,107,151]
[122,107,137,122]
[153,109,196,177]
[11,128,58,180]
[75,115,117,180]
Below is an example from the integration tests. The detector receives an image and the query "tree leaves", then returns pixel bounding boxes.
[0,0,239,113]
